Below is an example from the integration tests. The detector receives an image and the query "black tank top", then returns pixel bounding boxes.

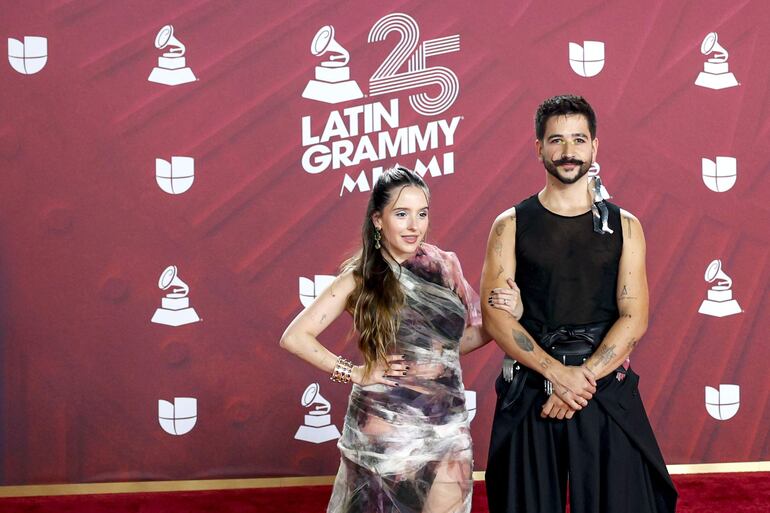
[514,194,622,331]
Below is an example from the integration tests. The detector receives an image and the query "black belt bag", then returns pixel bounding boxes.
[499,320,613,410]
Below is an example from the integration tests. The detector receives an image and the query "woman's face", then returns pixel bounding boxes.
[373,185,429,263]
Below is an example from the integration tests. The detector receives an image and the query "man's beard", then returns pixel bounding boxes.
[543,157,592,184]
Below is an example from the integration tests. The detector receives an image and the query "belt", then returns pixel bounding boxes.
[499,320,613,410]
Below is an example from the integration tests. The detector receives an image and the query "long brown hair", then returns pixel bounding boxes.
[341,166,430,375]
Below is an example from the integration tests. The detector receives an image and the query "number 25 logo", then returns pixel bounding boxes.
[368,13,460,116]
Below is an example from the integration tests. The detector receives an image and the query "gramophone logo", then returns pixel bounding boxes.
[705,384,740,420]
[148,25,197,86]
[698,259,742,317]
[8,36,47,75]
[695,32,739,90]
[151,265,202,326]
[569,41,605,77]
[302,25,364,104]
[299,275,335,308]
[701,156,737,192]
[159,397,197,435]
[156,156,195,195]
[294,383,341,443]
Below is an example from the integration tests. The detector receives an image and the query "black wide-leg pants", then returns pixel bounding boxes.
[486,367,677,513]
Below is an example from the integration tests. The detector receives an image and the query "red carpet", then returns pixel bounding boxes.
[1,473,768,512]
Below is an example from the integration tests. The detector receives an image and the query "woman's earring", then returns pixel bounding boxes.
[374,228,382,249]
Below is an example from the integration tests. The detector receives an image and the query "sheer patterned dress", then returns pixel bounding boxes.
[327,243,482,513]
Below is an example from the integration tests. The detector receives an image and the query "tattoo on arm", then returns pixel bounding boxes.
[494,239,503,257]
[512,330,534,352]
[320,314,327,324]
[618,285,637,301]
[539,358,551,370]
[596,345,616,366]
[626,338,638,351]
[495,222,506,236]
[495,265,504,279]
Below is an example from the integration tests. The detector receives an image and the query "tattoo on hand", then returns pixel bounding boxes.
[495,223,506,236]
[513,330,534,352]
[494,239,503,257]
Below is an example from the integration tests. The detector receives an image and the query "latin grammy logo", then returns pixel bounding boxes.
[701,156,737,192]
[151,265,202,326]
[148,25,197,86]
[156,156,195,195]
[299,275,335,308]
[159,397,198,435]
[705,384,740,421]
[698,259,742,317]
[694,32,739,90]
[294,383,341,444]
[302,25,363,104]
[568,41,605,78]
[8,36,47,75]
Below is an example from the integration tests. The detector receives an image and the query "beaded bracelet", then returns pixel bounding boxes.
[330,356,354,383]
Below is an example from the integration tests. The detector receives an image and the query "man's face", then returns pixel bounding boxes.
[536,114,598,185]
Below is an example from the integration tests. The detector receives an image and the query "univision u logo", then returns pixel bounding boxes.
[159,397,197,435]
[569,41,604,77]
[8,36,47,75]
[705,384,739,420]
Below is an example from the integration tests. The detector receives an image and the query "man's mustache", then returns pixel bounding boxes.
[553,158,584,166]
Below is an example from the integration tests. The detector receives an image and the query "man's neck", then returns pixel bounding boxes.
[538,175,593,216]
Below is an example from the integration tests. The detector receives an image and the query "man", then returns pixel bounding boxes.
[481,95,677,513]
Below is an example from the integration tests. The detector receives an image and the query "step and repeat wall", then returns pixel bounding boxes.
[2,0,769,486]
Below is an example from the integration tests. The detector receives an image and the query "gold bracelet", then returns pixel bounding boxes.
[330,356,354,383]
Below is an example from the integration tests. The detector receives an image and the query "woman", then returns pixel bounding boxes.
[280,166,522,513]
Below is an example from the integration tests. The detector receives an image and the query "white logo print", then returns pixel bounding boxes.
[159,397,197,435]
[701,156,736,192]
[302,25,364,104]
[695,32,739,90]
[705,384,740,420]
[156,156,195,194]
[464,390,477,423]
[8,36,47,75]
[368,13,460,116]
[294,383,341,444]
[148,25,197,86]
[151,265,202,326]
[569,41,605,77]
[299,275,335,307]
[698,259,742,317]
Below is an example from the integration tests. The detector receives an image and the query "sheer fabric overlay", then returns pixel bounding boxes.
[327,243,481,513]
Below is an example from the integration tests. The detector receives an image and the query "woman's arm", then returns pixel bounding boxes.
[279,270,406,386]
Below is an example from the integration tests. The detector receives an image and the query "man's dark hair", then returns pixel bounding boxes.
[535,94,597,141]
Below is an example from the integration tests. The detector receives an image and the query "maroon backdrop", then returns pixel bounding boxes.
[1,0,769,486]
